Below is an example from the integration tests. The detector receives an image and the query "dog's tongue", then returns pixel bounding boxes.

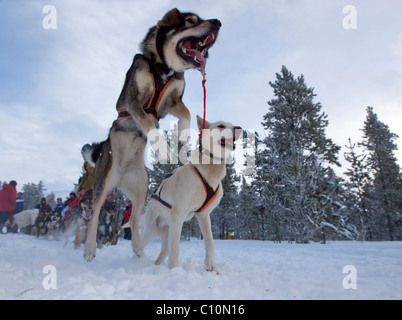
[184,46,206,75]
[84,209,91,220]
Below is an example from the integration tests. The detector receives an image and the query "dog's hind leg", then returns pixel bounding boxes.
[84,186,109,261]
[122,165,148,258]
[84,165,114,261]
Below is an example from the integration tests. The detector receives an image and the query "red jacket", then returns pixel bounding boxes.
[67,197,80,209]
[0,184,17,213]
[122,206,132,224]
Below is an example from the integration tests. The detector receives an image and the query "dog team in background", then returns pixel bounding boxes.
[1,9,240,273]
[0,179,132,249]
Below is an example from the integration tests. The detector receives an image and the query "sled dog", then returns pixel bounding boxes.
[35,209,53,238]
[63,197,93,249]
[6,209,39,233]
[141,116,241,273]
[82,8,220,261]
[97,200,120,247]
[44,213,62,240]
[74,197,93,249]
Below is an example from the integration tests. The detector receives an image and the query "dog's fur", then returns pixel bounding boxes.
[74,197,93,249]
[45,213,62,240]
[82,8,220,261]
[141,116,241,273]
[63,197,93,249]
[35,209,52,238]
[6,209,39,233]
[97,201,119,247]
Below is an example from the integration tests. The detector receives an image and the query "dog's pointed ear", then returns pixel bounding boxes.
[197,115,209,132]
[157,8,184,29]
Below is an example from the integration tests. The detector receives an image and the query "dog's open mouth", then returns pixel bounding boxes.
[220,138,236,150]
[82,207,92,220]
[178,33,216,74]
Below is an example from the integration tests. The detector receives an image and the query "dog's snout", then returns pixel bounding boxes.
[209,19,222,28]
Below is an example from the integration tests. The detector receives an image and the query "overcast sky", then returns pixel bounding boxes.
[1,0,401,199]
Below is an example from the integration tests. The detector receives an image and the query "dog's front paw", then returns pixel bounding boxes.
[84,245,96,262]
[134,248,144,258]
[205,261,219,274]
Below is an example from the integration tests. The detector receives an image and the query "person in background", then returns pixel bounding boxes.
[14,192,24,214]
[122,200,132,240]
[61,190,85,220]
[54,197,65,215]
[77,159,94,199]
[64,192,77,207]
[0,180,17,233]
[35,197,53,215]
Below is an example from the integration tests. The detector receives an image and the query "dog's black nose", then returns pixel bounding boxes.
[210,19,222,28]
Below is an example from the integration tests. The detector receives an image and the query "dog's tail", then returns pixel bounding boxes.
[81,142,104,167]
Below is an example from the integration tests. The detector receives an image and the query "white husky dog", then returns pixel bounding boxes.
[141,115,241,273]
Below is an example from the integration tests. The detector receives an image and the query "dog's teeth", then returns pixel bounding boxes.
[182,47,187,54]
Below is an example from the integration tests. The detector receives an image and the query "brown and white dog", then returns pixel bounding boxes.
[82,8,220,261]
[73,197,93,249]
[63,197,93,249]
[141,116,241,273]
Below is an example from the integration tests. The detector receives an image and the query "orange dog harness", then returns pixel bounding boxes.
[150,166,220,213]
[117,73,174,121]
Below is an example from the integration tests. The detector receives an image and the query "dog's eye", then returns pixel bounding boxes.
[218,125,226,129]
[185,16,198,25]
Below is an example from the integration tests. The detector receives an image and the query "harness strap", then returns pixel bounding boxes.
[144,73,174,120]
[117,109,132,120]
[150,173,174,209]
[151,194,173,209]
[118,72,174,121]
[193,166,220,213]
[150,167,220,213]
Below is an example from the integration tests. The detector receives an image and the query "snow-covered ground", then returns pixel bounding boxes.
[0,233,401,300]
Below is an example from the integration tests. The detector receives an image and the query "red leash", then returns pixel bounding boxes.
[199,73,207,141]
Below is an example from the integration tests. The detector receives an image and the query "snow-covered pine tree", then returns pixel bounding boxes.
[262,66,342,243]
[264,66,341,166]
[22,181,46,209]
[46,192,56,209]
[237,176,257,239]
[359,107,402,240]
[210,159,240,239]
[344,138,373,240]
[248,132,278,240]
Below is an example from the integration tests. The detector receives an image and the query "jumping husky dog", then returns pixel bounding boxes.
[82,8,221,261]
[141,116,241,273]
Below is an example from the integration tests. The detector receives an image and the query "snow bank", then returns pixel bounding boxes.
[0,233,401,299]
